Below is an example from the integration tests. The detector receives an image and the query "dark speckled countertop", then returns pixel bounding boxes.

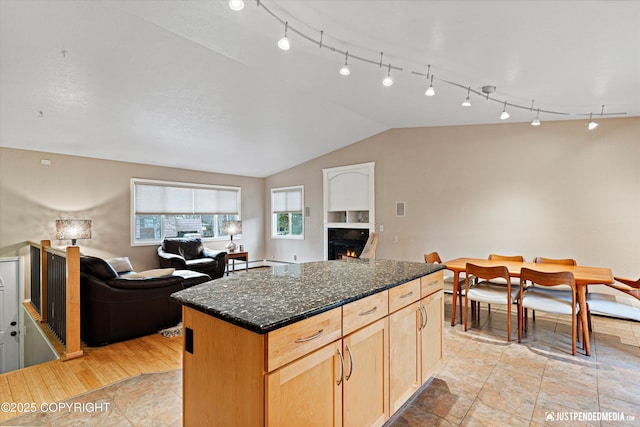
[172,258,445,334]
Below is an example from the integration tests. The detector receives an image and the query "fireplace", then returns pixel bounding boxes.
[327,228,369,260]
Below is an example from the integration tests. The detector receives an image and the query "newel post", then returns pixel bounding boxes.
[64,245,83,360]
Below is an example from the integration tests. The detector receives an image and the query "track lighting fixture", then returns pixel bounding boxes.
[500,101,510,120]
[588,105,605,130]
[278,22,290,51]
[245,1,626,124]
[339,52,350,76]
[425,75,435,96]
[462,87,471,107]
[531,109,541,126]
[229,0,244,11]
[382,64,393,87]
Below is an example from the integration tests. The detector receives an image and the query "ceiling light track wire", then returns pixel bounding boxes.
[258,1,402,71]
[252,1,626,119]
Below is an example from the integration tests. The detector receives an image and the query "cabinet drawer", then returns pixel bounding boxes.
[389,279,420,313]
[343,291,388,336]
[267,307,342,372]
[421,271,444,297]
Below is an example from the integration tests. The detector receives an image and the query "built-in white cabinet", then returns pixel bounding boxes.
[323,162,375,229]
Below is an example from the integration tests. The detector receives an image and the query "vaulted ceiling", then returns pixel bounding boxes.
[1,1,638,177]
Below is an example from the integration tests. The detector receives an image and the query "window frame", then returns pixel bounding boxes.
[131,178,241,246]
[271,185,304,240]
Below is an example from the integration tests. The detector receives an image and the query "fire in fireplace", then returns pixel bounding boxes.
[327,228,369,260]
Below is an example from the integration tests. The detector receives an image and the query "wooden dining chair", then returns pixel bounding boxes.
[464,263,519,341]
[489,254,524,262]
[482,254,524,312]
[585,277,640,329]
[519,268,578,355]
[424,251,465,323]
[526,257,578,324]
[487,254,523,284]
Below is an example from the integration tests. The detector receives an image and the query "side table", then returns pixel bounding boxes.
[226,251,248,275]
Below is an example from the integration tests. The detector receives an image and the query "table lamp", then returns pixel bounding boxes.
[222,220,242,252]
[55,219,92,246]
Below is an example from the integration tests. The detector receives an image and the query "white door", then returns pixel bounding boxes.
[0,258,20,374]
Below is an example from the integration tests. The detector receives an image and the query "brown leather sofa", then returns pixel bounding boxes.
[79,255,211,346]
[157,238,226,279]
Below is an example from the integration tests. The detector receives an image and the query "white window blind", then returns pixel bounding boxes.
[272,186,303,213]
[134,180,240,215]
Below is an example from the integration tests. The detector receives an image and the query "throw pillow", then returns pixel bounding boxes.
[107,257,134,274]
[80,256,119,280]
[122,268,176,279]
[181,241,204,260]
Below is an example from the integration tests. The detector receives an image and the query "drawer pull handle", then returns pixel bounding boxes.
[418,306,424,331]
[337,348,345,386]
[359,306,377,316]
[295,329,324,343]
[345,344,354,381]
[426,280,439,287]
[400,291,414,299]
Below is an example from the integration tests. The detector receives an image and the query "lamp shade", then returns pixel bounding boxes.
[222,220,242,236]
[55,219,92,245]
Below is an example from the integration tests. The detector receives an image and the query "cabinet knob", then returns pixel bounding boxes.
[10,331,17,337]
[10,321,17,326]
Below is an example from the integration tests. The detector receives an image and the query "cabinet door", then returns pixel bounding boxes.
[342,317,389,427]
[266,341,343,427]
[388,301,421,413]
[420,291,443,383]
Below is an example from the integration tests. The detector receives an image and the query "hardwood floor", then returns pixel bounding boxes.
[0,311,182,424]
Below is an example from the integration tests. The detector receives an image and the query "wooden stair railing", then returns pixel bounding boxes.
[40,240,83,360]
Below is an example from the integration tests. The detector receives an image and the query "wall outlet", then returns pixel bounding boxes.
[379,225,384,232]
[394,235,398,243]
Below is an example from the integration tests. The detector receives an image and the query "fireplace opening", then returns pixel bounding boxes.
[328,228,369,260]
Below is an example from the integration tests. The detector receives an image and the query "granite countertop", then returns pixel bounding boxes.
[171,258,445,334]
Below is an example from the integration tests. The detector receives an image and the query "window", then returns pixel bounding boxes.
[131,178,241,245]
[271,186,304,239]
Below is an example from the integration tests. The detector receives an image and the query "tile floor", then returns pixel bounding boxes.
[5,303,640,426]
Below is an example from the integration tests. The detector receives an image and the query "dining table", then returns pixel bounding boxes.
[443,257,614,356]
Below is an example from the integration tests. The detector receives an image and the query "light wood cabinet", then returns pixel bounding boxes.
[342,317,389,427]
[182,270,443,427]
[420,273,444,383]
[388,274,444,412]
[266,340,343,427]
[388,300,421,413]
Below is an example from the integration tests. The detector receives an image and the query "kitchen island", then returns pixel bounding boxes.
[172,259,445,427]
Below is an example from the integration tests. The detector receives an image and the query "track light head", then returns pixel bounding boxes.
[229,0,245,11]
[531,109,541,126]
[425,75,435,96]
[278,22,290,50]
[382,64,393,86]
[588,112,598,130]
[339,52,350,76]
[462,87,471,107]
[500,101,510,120]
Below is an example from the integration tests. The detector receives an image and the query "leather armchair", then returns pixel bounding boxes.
[80,256,211,346]
[157,238,226,279]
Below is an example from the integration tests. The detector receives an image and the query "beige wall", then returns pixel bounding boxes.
[0,148,265,278]
[264,117,640,278]
[2,117,638,291]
